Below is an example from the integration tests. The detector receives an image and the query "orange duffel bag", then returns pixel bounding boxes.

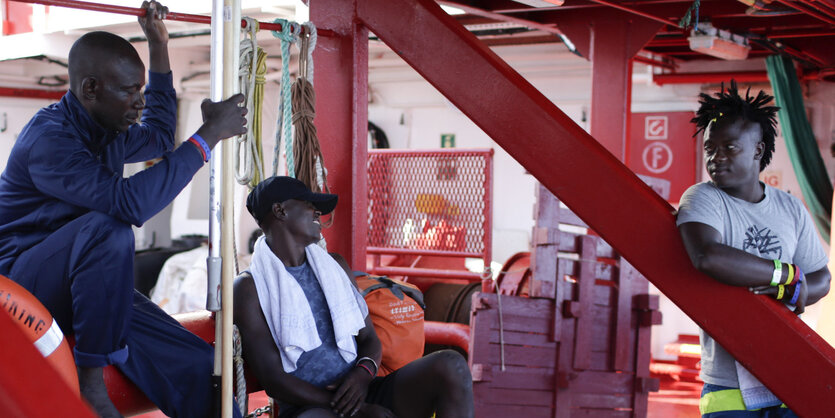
[355,274,425,376]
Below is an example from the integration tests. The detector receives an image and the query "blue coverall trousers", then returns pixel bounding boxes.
[6,211,236,418]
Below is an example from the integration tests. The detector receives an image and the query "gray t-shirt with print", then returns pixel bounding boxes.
[676,181,828,387]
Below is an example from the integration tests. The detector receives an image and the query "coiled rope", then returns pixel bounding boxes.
[271,19,301,177]
[236,17,267,188]
[292,22,327,194]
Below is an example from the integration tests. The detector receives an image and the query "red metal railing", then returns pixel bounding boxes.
[7,0,335,36]
[367,148,493,281]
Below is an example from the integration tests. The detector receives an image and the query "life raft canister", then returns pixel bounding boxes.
[0,274,79,393]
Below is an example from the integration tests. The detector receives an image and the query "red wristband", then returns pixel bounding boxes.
[187,137,207,161]
[357,362,374,377]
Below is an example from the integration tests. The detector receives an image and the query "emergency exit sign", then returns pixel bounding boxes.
[441,134,455,148]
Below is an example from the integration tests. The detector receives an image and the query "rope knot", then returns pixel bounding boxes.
[272,18,300,43]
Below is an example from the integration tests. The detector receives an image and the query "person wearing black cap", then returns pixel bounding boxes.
[235,176,474,418]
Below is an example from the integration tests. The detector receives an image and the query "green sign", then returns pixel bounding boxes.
[441,133,456,148]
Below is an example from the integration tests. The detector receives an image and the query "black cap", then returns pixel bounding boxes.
[246,176,338,223]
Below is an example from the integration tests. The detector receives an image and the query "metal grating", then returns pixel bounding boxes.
[367,149,493,262]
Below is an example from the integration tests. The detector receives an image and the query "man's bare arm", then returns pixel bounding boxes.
[679,221,830,312]
[233,275,333,407]
[138,1,170,73]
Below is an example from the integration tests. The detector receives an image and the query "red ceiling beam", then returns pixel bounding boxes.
[7,0,335,36]
[585,0,680,27]
[653,70,821,85]
[356,0,835,415]
[633,54,677,70]
[775,0,835,25]
[440,0,565,36]
[0,87,64,100]
[797,0,835,19]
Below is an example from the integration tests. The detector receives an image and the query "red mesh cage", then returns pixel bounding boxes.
[367,149,493,273]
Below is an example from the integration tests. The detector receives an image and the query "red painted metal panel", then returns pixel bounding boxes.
[626,112,698,204]
[310,0,368,270]
[356,0,835,414]
[0,310,95,418]
[3,0,33,35]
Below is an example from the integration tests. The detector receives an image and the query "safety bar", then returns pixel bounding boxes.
[8,0,335,37]
[366,246,482,258]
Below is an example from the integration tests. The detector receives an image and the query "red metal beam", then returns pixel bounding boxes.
[775,0,835,25]
[586,0,680,28]
[0,311,95,418]
[653,70,821,85]
[367,247,481,258]
[0,86,64,100]
[7,0,335,36]
[439,0,565,36]
[633,54,677,70]
[355,0,835,415]
[310,0,369,270]
[369,266,482,281]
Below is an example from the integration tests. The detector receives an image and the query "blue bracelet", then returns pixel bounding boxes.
[191,133,211,162]
[789,268,804,305]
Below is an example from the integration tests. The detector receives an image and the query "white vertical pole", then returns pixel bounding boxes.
[209,0,239,416]
[220,2,241,416]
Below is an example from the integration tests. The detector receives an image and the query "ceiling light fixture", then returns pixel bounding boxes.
[510,0,565,8]
[688,23,751,60]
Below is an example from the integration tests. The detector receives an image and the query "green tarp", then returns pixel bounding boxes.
[766,55,832,243]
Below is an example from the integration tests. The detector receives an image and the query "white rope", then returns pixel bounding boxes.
[235,17,262,187]
[233,325,247,416]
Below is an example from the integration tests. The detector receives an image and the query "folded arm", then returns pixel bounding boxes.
[678,221,830,313]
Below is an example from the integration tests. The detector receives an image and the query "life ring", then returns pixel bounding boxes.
[1,274,79,393]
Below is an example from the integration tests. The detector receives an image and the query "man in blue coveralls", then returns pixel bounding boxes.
[0,1,247,417]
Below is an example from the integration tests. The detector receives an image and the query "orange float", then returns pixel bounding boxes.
[0,274,79,393]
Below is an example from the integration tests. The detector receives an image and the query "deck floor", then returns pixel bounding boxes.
[133,380,700,417]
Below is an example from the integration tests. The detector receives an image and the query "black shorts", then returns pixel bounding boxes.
[278,369,400,417]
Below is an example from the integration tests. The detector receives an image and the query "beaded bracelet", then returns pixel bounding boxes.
[770,259,783,287]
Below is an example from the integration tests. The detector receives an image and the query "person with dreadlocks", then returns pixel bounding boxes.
[676,81,830,417]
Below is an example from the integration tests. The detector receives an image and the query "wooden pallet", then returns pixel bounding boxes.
[469,184,660,417]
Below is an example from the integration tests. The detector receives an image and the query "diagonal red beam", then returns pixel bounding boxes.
[356,0,835,414]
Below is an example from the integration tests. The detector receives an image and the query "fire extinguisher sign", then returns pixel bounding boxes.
[628,112,697,204]
[645,116,668,140]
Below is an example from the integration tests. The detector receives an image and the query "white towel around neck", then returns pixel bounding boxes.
[248,236,368,373]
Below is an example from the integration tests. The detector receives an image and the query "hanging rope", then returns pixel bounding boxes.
[271,19,301,177]
[291,22,333,246]
[678,0,700,31]
[233,325,247,417]
[292,22,327,194]
[236,17,266,188]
